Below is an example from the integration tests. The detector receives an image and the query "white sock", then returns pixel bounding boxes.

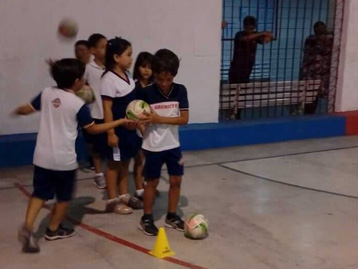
[106,198,118,204]
[136,189,144,197]
[95,173,104,177]
[118,193,130,204]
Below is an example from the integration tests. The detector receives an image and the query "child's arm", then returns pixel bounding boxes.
[85,118,132,134]
[141,110,189,126]
[103,99,119,147]
[77,103,133,134]
[13,93,41,116]
[13,103,37,116]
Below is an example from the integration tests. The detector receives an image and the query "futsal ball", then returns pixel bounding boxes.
[76,85,95,104]
[58,18,78,38]
[126,100,151,120]
[184,214,209,240]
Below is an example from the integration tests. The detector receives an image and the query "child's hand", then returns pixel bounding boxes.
[124,119,138,130]
[137,122,148,136]
[140,111,161,124]
[108,133,119,147]
[121,118,136,125]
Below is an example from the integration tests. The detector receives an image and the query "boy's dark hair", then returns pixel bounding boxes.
[133,52,154,81]
[75,40,89,49]
[243,16,257,27]
[88,33,106,48]
[103,37,131,76]
[152,49,180,77]
[51,59,85,88]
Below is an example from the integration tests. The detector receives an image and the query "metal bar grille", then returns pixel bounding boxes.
[220,0,345,121]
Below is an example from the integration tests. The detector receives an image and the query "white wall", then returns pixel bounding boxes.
[335,0,358,112]
[0,0,222,135]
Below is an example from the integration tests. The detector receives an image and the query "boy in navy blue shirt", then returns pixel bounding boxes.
[137,49,189,236]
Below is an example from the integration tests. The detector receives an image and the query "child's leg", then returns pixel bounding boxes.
[134,150,145,193]
[118,160,143,209]
[25,166,55,230]
[83,128,94,170]
[106,160,120,199]
[93,155,102,174]
[138,150,163,236]
[48,201,69,231]
[166,148,184,214]
[139,178,160,236]
[164,148,185,231]
[168,176,182,213]
[165,175,184,231]
[24,197,45,230]
[19,199,42,252]
[19,166,54,252]
[92,119,106,175]
[44,170,76,240]
[93,152,106,189]
[45,200,76,240]
[118,159,130,196]
[143,179,160,214]
[90,129,106,189]
[106,160,132,214]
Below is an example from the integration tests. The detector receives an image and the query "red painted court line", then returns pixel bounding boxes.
[14,183,209,269]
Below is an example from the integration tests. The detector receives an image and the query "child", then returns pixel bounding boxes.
[74,40,93,170]
[75,40,91,65]
[15,59,133,253]
[132,52,154,200]
[101,37,143,214]
[83,33,108,188]
[46,41,91,70]
[137,49,189,236]
[133,52,154,89]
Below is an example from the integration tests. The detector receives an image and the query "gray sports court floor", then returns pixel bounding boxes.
[1,136,358,269]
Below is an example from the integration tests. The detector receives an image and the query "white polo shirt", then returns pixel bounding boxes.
[136,83,189,152]
[31,87,94,171]
[84,60,105,119]
[100,70,135,99]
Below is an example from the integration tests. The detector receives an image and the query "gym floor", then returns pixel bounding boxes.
[1,136,358,269]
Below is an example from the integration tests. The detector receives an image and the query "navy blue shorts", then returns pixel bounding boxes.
[32,166,76,202]
[82,119,106,157]
[105,128,141,162]
[143,147,184,180]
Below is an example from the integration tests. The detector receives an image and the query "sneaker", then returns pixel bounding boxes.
[127,195,143,210]
[138,218,158,236]
[18,225,40,253]
[45,225,76,241]
[106,199,133,215]
[93,174,106,189]
[165,214,185,232]
[134,193,143,201]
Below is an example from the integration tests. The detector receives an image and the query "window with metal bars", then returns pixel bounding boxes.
[220,0,344,121]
